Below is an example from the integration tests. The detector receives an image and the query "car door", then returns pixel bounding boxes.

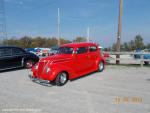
[75,46,90,74]
[88,46,99,67]
[12,47,25,67]
[0,48,5,70]
[0,48,14,70]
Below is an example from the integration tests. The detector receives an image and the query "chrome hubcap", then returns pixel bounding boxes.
[60,73,67,84]
[99,62,104,71]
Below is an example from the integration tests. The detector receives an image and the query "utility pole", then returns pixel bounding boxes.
[116,0,123,64]
[87,27,90,42]
[0,0,7,45]
[57,8,60,46]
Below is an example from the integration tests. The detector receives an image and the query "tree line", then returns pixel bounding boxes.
[1,34,149,51]
[1,36,87,48]
[108,35,150,51]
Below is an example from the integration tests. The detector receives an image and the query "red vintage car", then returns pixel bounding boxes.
[29,42,106,86]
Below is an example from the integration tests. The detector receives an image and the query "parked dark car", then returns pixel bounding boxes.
[0,46,39,71]
[25,48,42,56]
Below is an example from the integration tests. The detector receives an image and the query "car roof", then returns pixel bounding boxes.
[0,45,23,49]
[61,42,98,48]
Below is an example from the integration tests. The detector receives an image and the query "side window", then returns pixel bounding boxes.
[76,47,88,54]
[0,49,2,57]
[89,46,97,52]
[3,48,12,56]
[12,48,24,55]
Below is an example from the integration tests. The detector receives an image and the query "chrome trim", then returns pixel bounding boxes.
[42,60,52,74]
[21,58,24,67]
[0,66,23,71]
[0,54,26,58]
[28,74,50,84]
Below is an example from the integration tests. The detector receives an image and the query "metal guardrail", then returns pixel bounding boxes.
[109,52,150,55]
[108,52,150,67]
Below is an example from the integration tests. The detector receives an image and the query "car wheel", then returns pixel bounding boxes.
[24,60,34,68]
[98,61,104,72]
[55,72,68,86]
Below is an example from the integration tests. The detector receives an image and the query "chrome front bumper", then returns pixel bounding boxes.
[28,73,50,84]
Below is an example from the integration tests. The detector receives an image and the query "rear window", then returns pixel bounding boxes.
[58,47,74,54]
[76,47,88,54]
[12,48,24,55]
[89,46,97,52]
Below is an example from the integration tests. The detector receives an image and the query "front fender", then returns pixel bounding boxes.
[49,63,75,80]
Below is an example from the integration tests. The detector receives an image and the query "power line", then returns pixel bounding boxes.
[87,27,90,42]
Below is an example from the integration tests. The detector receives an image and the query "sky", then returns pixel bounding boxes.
[3,0,150,47]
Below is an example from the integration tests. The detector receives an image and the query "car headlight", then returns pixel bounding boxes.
[34,64,38,70]
[46,67,51,74]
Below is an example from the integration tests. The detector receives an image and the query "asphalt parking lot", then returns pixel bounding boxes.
[0,66,150,113]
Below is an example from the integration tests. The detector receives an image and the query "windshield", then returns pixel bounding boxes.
[58,47,74,54]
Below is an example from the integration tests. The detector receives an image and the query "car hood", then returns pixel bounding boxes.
[39,54,72,63]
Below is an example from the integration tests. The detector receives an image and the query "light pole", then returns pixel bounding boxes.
[116,0,123,64]
[87,27,90,42]
[57,8,60,46]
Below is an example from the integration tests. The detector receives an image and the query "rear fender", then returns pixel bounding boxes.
[95,57,106,69]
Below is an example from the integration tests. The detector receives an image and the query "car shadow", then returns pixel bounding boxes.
[0,68,25,74]
[146,79,150,81]
[30,71,100,87]
[70,71,98,82]
[28,75,55,87]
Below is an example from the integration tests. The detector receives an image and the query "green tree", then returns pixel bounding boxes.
[19,36,32,48]
[73,37,86,42]
[112,43,116,51]
[129,40,135,51]
[60,38,71,45]
[122,42,129,51]
[146,43,150,48]
[134,35,144,49]
[2,36,72,48]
